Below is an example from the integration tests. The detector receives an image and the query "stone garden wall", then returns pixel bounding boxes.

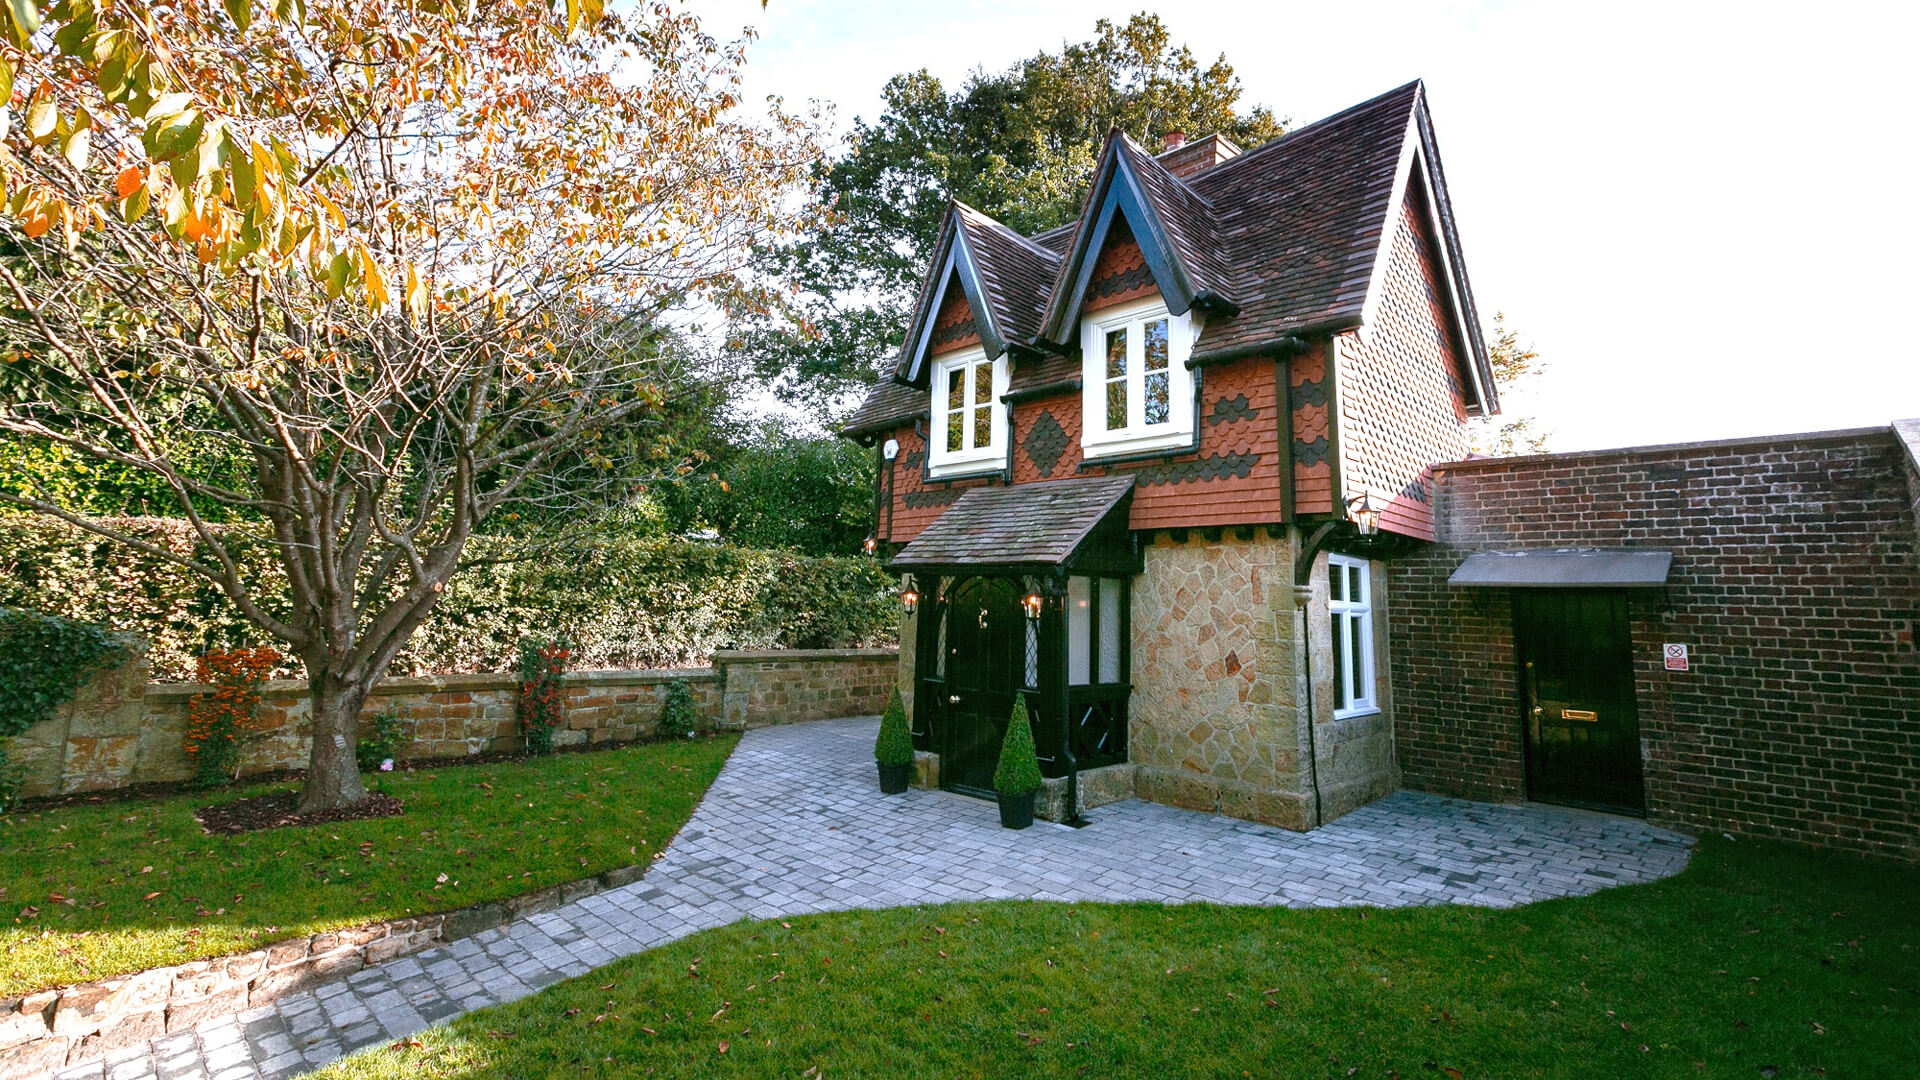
[13,647,898,800]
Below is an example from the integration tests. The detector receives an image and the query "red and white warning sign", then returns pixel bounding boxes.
[1663,643,1689,671]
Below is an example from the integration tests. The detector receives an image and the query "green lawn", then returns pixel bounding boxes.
[320,837,1916,1080]
[0,735,736,997]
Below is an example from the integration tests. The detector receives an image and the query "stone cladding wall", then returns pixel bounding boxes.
[1129,531,1312,828]
[1391,428,1920,862]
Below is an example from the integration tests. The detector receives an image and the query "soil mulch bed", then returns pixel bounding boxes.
[9,731,724,815]
[196,790,406,835]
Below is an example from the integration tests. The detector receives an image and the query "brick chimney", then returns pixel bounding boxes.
[1156,133,1244,180]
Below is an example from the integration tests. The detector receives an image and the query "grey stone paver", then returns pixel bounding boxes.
[59,716,1691,1080]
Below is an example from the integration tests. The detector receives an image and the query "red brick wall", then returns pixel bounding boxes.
[1391,429,1920,862]
[1336,186,1471,541]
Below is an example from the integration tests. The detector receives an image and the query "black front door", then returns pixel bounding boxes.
[941,578,1024,797]
[1514,589,1644,814]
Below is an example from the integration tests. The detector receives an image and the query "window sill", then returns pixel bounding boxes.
[926,454,1006,481]
[925,457,1006,478]
[1332,706,1382,722]
[1081,429,1194,461]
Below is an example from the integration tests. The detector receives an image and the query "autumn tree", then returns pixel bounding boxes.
[0,0,824,810]
[1468,312,1553,456]
[742,13,1285,412]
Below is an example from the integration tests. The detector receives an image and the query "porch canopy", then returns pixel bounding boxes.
[888,474,1142,578]
[1448,549,1673,588]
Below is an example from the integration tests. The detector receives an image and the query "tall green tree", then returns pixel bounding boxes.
[744,13,1286,413]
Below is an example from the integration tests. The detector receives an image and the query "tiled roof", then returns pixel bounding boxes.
[888,474,1135,570]
[1109,133,1241,305]
[953,202,1060,347]
[1184,81,1422,358]
[851,80,1491,430]
[841,379,926,439]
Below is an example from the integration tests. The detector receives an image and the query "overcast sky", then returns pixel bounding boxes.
[725,0,1918,451]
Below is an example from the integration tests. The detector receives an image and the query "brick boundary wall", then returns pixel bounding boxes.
[1390,426,1920,862]
[13,648,898,800]
[0,861,654,1075]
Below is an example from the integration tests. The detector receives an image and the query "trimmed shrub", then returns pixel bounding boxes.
[0,514,898,681]
[993,696,1042,796]
[657,681,701,739]
[874,686,913,766]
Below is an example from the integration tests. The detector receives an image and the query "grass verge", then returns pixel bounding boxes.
[320,837,1916,1080]
[0,735,737,997]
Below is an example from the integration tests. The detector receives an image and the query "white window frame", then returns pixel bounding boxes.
[926,346,1009,477]
[1078,297,1196,458]
[1328,553,1378,718]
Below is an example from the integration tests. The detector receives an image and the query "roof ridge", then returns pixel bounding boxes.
[1188,79,1423,188]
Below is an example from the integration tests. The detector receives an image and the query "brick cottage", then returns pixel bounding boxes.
[840,81,1920,860]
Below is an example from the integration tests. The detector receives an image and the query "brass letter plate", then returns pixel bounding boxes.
[1562,708,1598,722]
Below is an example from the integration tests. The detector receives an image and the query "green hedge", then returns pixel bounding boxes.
[0,515,899,681]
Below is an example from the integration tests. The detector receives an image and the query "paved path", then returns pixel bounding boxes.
[56,717,1693,1080]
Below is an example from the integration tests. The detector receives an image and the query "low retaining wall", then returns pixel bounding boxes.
[0,862,653,1076]
[12,647,898,800]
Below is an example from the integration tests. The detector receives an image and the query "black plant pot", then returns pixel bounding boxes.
[877,762,912,795]
[997,790,1035,829]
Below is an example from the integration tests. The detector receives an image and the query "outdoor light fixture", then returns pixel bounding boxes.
[900,585,920,615]
[1346,492,1379,537]
[862,533,877,555]
[1022,592,1044,621]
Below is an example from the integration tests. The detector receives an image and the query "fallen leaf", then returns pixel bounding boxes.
[718,1040,730,1054]
[144,892,163,901]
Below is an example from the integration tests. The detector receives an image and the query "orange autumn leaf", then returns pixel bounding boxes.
[114,166,143,199]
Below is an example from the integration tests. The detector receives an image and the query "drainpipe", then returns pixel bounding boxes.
[1292,581,1325,829]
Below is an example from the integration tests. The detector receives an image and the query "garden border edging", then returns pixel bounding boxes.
[0,860,652,1077]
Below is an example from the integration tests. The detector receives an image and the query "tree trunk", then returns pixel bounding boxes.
[299,673,370,814]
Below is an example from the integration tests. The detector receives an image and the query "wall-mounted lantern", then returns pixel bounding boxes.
[1021,592,1044,621]
[1346,491,1379,537]
[862,533,877,555]
[900,580,920,615]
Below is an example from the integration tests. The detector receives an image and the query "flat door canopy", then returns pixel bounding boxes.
[1450,549,1672,588]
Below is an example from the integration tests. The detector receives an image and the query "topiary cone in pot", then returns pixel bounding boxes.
[874,686,914,794]
[993,695,1042,829]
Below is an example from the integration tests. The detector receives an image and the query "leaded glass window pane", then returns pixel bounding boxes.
[1024,618,1039,689]
[934,607,947,678]
[1098,578,1122,684]
[1067,576,1091,685]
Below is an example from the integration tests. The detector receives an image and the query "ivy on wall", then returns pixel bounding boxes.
[0,608,130,810]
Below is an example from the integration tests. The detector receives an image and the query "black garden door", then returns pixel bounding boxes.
[1514,590,1644,814]
[941,578,1024,797]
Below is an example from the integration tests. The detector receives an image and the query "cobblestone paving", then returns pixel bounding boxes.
[55,716,1693,1080]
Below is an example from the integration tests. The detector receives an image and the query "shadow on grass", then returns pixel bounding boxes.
[318,837,1918,1080]
[0,734,738,997]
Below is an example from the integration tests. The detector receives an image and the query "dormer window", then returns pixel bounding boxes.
[1080,298,1196,457]
[927,347,1008,477]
